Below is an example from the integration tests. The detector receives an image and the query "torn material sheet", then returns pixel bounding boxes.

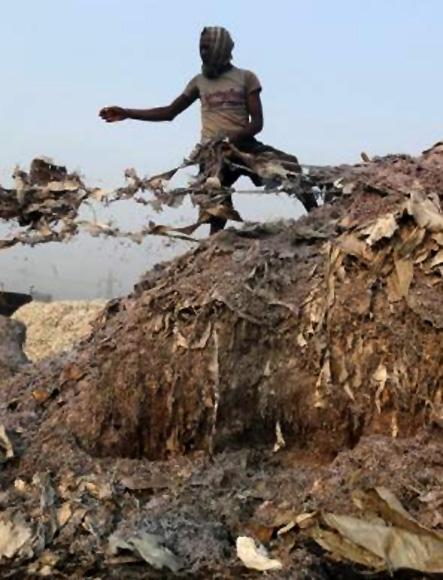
[312,487,443,573]
[0,512,33,560]
[0,424,14,462]
[108,531,181,573]
[236,536,283,572]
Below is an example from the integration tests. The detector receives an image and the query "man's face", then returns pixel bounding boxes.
[200,36,212,64]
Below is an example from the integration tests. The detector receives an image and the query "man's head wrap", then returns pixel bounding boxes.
[200,26,234,79]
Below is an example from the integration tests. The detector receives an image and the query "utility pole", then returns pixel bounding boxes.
[99,269,120,299]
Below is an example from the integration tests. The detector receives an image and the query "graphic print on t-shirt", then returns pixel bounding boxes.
[202,88,245,111]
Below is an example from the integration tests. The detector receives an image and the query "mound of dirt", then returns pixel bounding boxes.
[13,300,105,362]
[1,143,443,577]
[4,144,443,462]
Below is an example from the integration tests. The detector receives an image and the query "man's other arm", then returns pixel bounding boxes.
[228,90,263,143]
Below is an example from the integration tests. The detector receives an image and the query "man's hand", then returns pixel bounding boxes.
[99,106,128,123]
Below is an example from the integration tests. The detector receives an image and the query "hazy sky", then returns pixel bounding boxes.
[1,1,442,298]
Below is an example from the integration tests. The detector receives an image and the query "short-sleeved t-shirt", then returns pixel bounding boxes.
[183,66,261,142]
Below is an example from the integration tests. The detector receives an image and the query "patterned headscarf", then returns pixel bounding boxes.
[200,26,234,79]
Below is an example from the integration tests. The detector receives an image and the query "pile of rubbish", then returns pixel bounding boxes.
[1,143,443,577]
[13,300,105,362]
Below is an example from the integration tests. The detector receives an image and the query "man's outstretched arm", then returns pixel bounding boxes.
[99,91,198,123]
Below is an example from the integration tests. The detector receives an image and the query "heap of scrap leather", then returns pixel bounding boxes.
[0,141,326,249]
[3,140,443,250]
[0,158,102,249]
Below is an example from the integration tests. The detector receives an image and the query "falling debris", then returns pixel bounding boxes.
[0,141,331,249]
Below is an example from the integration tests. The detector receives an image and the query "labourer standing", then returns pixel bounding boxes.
[100,26,317,234]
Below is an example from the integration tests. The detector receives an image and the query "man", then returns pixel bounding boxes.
[100,27,316,234]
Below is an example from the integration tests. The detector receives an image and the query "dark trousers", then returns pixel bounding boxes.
[204,139,317,234]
